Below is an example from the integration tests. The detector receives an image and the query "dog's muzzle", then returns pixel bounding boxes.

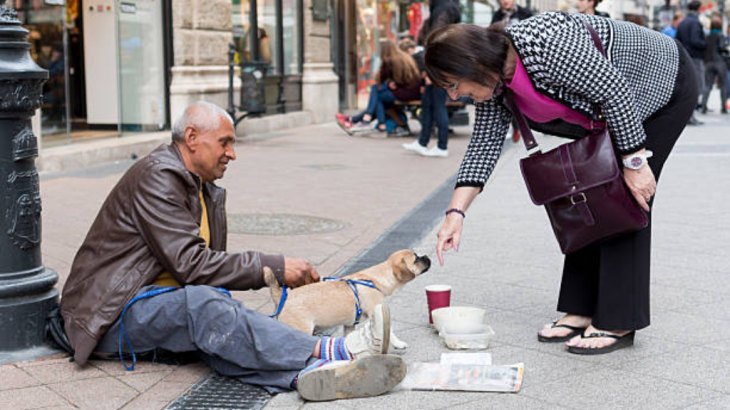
[415,254,431,272]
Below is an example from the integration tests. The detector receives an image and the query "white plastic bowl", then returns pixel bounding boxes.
[440,324,495,350]
[431,306,487,333]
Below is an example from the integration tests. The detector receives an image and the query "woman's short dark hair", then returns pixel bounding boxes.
[424,23,509,90]
[710,17,722,30]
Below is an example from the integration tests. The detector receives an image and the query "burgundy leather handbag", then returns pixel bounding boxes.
[506,23,648,254]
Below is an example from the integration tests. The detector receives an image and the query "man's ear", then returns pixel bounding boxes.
[184,125,199,151]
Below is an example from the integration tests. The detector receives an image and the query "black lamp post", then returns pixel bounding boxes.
[0,4,58,355]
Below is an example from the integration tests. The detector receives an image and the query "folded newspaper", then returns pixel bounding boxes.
[400,353,524,392]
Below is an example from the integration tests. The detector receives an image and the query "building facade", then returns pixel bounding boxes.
[21,0,716,156]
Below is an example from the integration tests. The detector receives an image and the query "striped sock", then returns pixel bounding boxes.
[319,337,353,361]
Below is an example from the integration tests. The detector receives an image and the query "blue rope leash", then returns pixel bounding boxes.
[269,285,289,319]
[118,286,231,371]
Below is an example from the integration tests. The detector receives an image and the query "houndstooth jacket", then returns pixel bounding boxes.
[456,12,679,189]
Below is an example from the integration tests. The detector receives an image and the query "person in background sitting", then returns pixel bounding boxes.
[336,40,420,137]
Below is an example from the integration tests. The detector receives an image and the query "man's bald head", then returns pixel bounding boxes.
[172,102,234,144]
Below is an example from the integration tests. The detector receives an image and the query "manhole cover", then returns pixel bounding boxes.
[228,213,348,235]
[166,374,270,410]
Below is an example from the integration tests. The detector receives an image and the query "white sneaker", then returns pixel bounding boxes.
[424,146,448,157]
[344,303,390,358]
[350,122,373,133]
[402,140,429,156]
[297,355,406,401]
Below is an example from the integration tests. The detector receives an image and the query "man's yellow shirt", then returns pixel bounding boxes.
[153,190,210,287]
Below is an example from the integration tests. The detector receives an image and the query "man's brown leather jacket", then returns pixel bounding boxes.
[61,143,285,365]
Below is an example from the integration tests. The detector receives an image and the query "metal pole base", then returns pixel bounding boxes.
[0,267,59,351]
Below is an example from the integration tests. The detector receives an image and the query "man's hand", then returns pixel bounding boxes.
[283,257,320,288]
[623,165,656,212]
[388,81,397,90]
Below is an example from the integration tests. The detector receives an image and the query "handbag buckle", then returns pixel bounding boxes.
[570,193,587,205]
[526,145,542,156]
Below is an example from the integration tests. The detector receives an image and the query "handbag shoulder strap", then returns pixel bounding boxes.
[506,20,605,154]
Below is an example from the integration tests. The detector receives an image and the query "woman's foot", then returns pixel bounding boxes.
[363,114,373,123]
[537,314,591,342]
[565,325,634,354]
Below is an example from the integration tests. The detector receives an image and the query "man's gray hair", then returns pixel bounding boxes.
[171,101,235,143]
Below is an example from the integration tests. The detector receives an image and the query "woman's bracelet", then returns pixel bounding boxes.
[445,208,466,219]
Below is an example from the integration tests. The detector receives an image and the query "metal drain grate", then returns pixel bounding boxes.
[166,374,271,410]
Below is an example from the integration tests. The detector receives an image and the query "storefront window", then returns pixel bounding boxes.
[15,0,68,145]
[231,0,303,112]
[258,0,278,74]
[282,0,300,75]
[353,0,400,109]
[232,0,252,63]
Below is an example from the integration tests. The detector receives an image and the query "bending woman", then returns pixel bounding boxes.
[428,12,696,355]
[337,40,421,136]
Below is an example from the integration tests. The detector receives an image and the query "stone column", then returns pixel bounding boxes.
[169,0,239,122]
[0,5,58,353]
[302,0,339,123]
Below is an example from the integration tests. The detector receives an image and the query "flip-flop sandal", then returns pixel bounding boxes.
[567,330,635,355]
[537,321,587,343]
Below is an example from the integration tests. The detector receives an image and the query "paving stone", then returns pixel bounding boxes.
[0,386,68,410]
[334,389,489,410]
[264,391,304,408]
[116,370,173,393]
[648,311,730,346]
[614,346,730,394]
[649,284,726,313]
[300,402,352,409]
[0,365,42,391]
[136,380,193,402]
[90,360,177,376]
[161,363,210,384]
[680,396,730,410]
[444,393,572,410]
[118,398,170,410]
[48,377,139,410]
[521,368,720,410]
[22,360,106,384]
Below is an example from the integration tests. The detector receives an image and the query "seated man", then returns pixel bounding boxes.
[60,101,406,401]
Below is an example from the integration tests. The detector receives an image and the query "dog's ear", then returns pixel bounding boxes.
[393,254,417,282]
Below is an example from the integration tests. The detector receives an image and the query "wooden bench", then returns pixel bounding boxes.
[394,100,469,127]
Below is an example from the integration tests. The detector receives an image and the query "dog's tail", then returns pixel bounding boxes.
[263,267,283,307]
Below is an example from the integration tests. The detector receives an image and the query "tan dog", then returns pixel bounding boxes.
[263,249,431,349]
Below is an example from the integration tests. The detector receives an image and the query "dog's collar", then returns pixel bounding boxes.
[323,277,379,326]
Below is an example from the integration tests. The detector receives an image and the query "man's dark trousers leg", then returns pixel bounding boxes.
[95,285,319,392]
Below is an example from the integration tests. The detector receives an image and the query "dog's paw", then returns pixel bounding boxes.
[390,339,408,349]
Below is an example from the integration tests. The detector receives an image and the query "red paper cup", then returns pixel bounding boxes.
[425,284,451,324]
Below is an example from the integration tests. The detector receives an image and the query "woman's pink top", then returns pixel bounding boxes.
[503,57,602,130]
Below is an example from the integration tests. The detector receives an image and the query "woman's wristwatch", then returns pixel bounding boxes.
[622,150,653,170]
